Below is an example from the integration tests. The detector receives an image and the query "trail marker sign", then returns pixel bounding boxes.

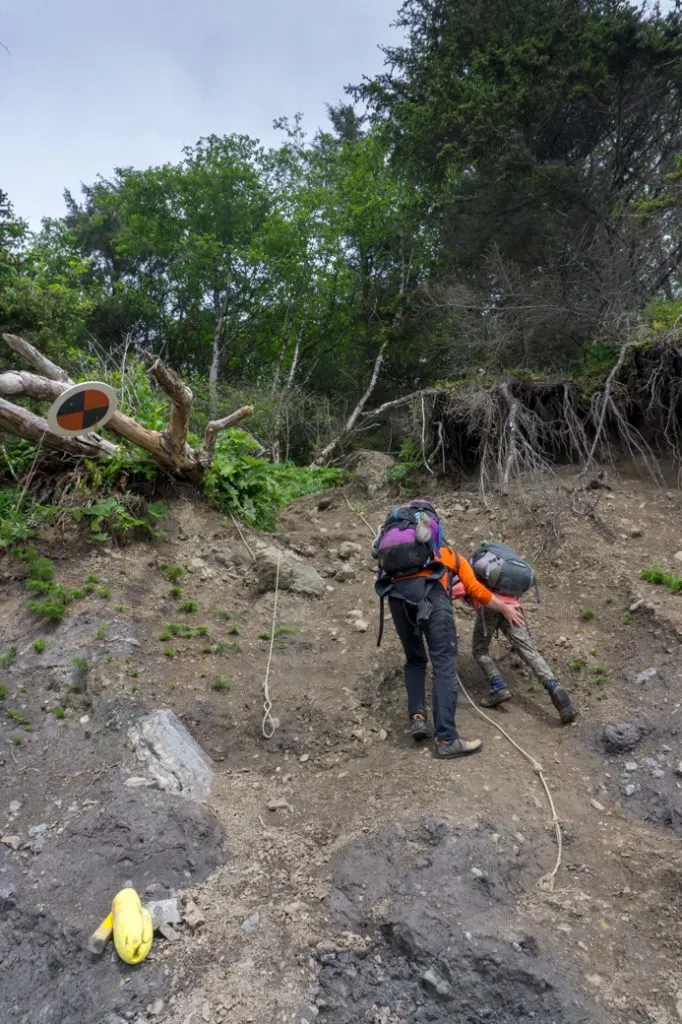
[47,381,118,437]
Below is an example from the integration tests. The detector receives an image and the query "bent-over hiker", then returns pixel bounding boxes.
[371,500,524,759]
[455,541,576,725]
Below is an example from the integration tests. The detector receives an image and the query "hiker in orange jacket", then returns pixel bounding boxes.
[451,555,576,725]
[373,499,524,759]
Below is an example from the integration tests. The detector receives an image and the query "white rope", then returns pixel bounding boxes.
[457,673,562,891]
[261,551,281,739]
[345,499,563,891]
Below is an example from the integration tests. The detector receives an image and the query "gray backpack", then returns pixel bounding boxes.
[470,541,539,600]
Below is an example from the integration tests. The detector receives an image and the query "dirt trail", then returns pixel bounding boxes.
[1,467,682,1023]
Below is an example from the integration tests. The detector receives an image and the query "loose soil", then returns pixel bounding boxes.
[1,465,682,1024]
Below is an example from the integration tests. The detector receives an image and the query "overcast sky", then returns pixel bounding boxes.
[1,0,403,227]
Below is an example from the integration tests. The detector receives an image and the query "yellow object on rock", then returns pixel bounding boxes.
[111,887,153,965]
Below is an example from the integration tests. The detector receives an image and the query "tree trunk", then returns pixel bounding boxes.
[311,341,387,467]
[209,283,231,419]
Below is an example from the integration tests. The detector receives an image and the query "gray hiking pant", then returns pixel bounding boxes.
[472,609,555,688]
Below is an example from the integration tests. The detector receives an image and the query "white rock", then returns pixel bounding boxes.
[299,753,310,763]
[624,762,638,772]
[128,709,214,800]
[674,551,682,564]
[590,799,606,812]
[623,784,636,797]
[8,801,21,815]
[353,620,369,633]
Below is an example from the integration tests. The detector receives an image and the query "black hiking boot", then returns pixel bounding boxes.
[548,683,576,725]
[480,687,512,708]
[410,713,431,741]
[434,737,482,759]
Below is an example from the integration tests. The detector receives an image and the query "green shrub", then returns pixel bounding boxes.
[33,638,47,653]
[211,676,232,692]
[579,607,595,621]
[179,600,198,613]
[0,647,17,669]
[641,565,682,594]
[203,430,342,531]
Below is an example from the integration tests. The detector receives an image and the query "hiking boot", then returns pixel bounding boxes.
[410,713,431,741]
[548,684,576,725]
[480,687,512,708]
[434,737,482,759]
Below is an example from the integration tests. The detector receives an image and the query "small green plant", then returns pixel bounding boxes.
[95,622,108,640]
[130,670,139,678]
[215,610,232,620]
[603,596,616,605]
[196,625,210,636]
[640,565,682,594]
[0,684,8,700]
[83,583,96,595]
[6,709,30,725]
[51,706,65,719]
[569,658,585,671]
[579,607,595,621]
[170,586,183,598]
[27,556,55,583]
[228,626,240,636]
[203,640,239,655]
[71,588,85,600]
[12,735,23,746]
[0,646,17,670]
[589,647,598,656]
[27,591,71,622]
[621,611,634,625]
[163,648,175,658]
[591,665,609,687]
[161,564,186,583]
[114,604,128,614]
[179,599,198,614]
[72,657,89,671]
[211,676,232,692]
[160,623,194,639]
[97,587,111,599]
[71,497,167,542]
[259,624,296,641]
[86,574,99,584]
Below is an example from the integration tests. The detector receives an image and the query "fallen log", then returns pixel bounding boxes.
[0,333,254,483]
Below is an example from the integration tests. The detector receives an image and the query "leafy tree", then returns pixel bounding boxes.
[353,0,682,366]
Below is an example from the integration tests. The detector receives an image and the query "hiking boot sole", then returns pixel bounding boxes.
[434,739,482,759]
[480,688,512,708]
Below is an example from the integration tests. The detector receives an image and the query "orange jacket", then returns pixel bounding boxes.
[403,547,494,605]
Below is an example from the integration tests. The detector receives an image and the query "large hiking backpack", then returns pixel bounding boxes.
[470,541,539,600]
[372,500,445,578]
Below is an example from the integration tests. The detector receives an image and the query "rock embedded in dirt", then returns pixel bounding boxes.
[254,546,326,597]
[601,720,645,754]
[338,541,363,561]
[8,800,21,815]
[335,564,356,583]
[317,820,606,1023]
[128,709,214,800]
[351,451,395,497]
[352,619,369,633]
[242,911,260,935]
[147,897,182,930]
[629,666,663,686]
